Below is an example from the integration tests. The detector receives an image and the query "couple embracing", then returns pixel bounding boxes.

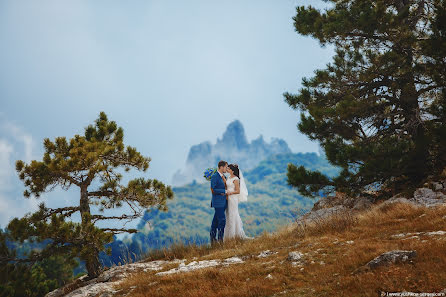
[210,160,251,244]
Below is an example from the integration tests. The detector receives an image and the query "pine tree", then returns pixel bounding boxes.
[285,1,446,198]
[3,112,174,279]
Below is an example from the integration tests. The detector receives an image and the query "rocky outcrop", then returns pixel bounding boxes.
[172,120,292,186]
[309,179,446,218]
[297,205,348,224]
[390,230,446,240]
[296,180,446,228]
[380,186,446,208]
[353,250,417,274]
[311,191,375,212]
[46,256,245,297]
[413,187,446,206]
[156,257,243,275]
[45,260,178,297]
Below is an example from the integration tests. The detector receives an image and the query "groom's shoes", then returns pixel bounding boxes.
[210,239,220,248]
[210,233,218,247]
[210,237,224,248]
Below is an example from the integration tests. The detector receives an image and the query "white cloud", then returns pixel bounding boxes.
[2,121,35,162]
[0,119,39,228]
[0,139,13,190]
[0,118,80,228]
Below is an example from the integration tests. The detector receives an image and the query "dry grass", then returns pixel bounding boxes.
[294,207,359,237]
[115,202,446,297]
[142,241,221,262]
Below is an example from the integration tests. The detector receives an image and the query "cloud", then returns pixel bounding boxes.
[0,139,13,190]
[0,117,125,230]
[0,119,39,228]
[0,118,80,229]
[1,121,35,163]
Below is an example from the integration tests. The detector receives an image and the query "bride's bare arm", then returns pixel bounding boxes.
[229,179,240,195]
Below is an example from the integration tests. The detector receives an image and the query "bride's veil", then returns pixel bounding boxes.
[238,169,248,202]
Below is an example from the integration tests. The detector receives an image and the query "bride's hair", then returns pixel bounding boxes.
[228,164,240,178]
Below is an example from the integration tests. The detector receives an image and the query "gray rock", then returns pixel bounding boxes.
[311,197,333,211]
[46,260,180,297]
[312,192,354,211]
[312,193,374,212]
[223,256,244,264]
[156,260,220,275]
[424,230,446,236]
[413,187,446,206]
[156,256,244,276]
[379,197,418,207]
[297,205,348,224]
[352,197,373,211]
[257,250,278,258]
[287,251,304,262]
[432,182,444,191]
[414,187,436,200]
[390,232,423,239]
[381,187,446,208]
[354,250,416,274]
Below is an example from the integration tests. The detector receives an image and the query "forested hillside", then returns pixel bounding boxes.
[130,152,340,252]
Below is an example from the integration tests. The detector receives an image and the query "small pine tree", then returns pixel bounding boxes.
[285,1,446,199]
[3,112,174,279]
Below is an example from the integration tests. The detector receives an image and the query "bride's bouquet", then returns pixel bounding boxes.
[203,167,217,181]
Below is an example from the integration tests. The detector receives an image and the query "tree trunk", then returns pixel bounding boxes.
[85,253,101,279]
[396,0,429,185]
[80,185,101,278]
[80,185,90,225]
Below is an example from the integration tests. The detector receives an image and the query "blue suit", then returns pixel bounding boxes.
[210,171,227,243]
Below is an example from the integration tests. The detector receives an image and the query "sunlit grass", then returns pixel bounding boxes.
[116,202,446,297]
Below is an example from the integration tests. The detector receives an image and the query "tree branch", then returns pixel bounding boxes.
[46,206,80,218]
[91,213,141,222]
[88,190,114,197]
[100,228,138,234]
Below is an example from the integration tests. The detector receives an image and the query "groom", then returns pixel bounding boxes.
[210,160,228,244]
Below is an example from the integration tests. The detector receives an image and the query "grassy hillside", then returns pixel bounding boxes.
[117,201,446,297]
[130,152,340,252]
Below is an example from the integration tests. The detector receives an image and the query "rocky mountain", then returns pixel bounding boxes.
[172,120,292,186]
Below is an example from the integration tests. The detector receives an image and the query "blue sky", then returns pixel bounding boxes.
[0,0,334,228]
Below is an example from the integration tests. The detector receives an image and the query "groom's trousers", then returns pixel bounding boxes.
[210,207,226,243]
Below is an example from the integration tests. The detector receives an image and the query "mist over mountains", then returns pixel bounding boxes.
[172,120,292,186]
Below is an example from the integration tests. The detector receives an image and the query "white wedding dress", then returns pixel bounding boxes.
[223,176,249,241]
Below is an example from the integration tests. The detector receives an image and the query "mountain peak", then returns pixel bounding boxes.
[172,120,292,186]
[218,120,249,149]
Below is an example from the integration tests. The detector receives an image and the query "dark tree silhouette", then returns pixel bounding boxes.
[285,0,446,199]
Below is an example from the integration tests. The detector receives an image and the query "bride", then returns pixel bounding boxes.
[223,164,250,241]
